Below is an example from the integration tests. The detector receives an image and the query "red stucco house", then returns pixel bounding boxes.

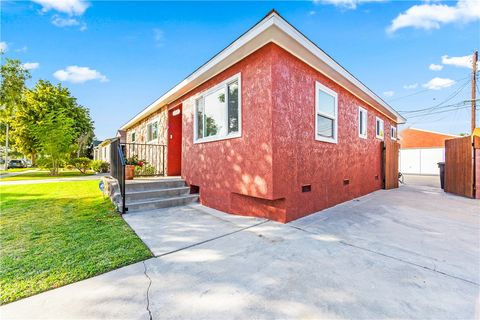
[119,11,406,223]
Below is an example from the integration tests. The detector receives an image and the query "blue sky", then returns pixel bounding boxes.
[1,0,479,139]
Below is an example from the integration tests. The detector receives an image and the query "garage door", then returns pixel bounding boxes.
[400,148,444,175]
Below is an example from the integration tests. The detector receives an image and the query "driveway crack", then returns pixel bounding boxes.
[142,261,153,320]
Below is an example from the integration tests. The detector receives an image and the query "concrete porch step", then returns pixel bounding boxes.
[125,186,190,202]
[126,194,199,212]
[125,178,186,192]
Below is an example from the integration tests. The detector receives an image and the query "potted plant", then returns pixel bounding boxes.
[125,155,144,180]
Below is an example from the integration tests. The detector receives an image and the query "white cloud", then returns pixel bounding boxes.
[383,90,395,97]
[429,63,443,71]
[422,77,456,90]
[403,83,418,90]
[153,28,164,47]
[22,62,40,70]
[0,41,7,52]
[309,10,317,16]
[15,46,28,53]
[314,0,385,9]
[387,0,480,33]
[51,15,80,27]
[53,66,108,83]
[51,15,87,31]
[441,54,475,68]
[32,0,89,16]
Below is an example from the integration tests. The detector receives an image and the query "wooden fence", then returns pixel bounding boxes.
[444,136,474,198]
[383,140,400,190]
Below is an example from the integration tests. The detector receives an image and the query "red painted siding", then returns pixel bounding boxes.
[172,44,282,220]
[270,45,395,222]
[173,43,396,223]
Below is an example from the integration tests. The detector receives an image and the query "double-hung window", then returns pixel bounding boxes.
[391,126,397,140]
[315,82,338,143]
[358,107,368,139]
[195,73,241,143]
[376,117,384,140]
[147,121,158,142]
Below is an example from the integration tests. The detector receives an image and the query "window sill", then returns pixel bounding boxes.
[359,134,367,140]
[376,135,384,140]
[194,132,241,144]
[315,135,337,144]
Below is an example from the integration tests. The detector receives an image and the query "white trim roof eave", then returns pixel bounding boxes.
[120,11,405,131]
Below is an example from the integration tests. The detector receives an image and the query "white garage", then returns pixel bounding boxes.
[399,148,444,175]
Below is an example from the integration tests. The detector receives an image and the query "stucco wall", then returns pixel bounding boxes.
[171,44,278,220]
[270,45,396,222]
[124,42,398,222]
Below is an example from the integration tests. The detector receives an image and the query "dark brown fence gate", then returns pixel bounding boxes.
[444,136,475,198]
[382,140,400,190]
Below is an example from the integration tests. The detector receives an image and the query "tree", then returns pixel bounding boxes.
[0,57,31,164]
[0,57,31,123]
[11,80,94,163]
[34,111,74,175]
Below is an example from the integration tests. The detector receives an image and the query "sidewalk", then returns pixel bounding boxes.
[0,174,108,186]
[0,169,39,179]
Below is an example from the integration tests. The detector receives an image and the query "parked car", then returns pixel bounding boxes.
[7,159,27,169]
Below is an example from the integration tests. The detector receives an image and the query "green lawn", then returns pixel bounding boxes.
[0,170,95,181]
[0,180,152,304]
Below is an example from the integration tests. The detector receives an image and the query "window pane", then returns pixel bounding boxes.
[204,87,227,137]
[147,124,152,141]
[359,110,364,135]
[152,122,158,140]
[317,114,334,138]
[317,90,335,116]
[196,97,204,139]
[228,80,239,134]
[376,119,384,137]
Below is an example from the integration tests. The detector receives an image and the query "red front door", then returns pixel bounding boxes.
[167,105,182,176]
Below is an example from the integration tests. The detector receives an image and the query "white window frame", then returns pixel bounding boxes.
[131,131,136,143]
[146,118,159,144]
[375,117,384,140]
[315,81,338,144]
[391,126,397,140]
[193,73,242,144]
[358,106,368,139]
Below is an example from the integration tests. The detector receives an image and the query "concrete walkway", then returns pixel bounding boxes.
[1,183,479,319]
[0,174,108,186]
[0,169,38,179]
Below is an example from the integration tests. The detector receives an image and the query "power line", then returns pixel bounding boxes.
[388,74,471,103]
[407,105,473,119]
[398,78,471,114]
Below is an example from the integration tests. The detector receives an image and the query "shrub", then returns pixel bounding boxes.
[91,160,109,173]
[134,163,156,176]
[71,157,92,174]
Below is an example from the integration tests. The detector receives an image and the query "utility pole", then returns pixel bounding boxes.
[472,50,478,133]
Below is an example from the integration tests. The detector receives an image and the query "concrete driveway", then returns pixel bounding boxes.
[1,183,479,319]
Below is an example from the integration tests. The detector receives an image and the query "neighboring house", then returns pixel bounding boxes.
[399,128,459,175]
[119,11,405,222]
[93,138,114,163]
